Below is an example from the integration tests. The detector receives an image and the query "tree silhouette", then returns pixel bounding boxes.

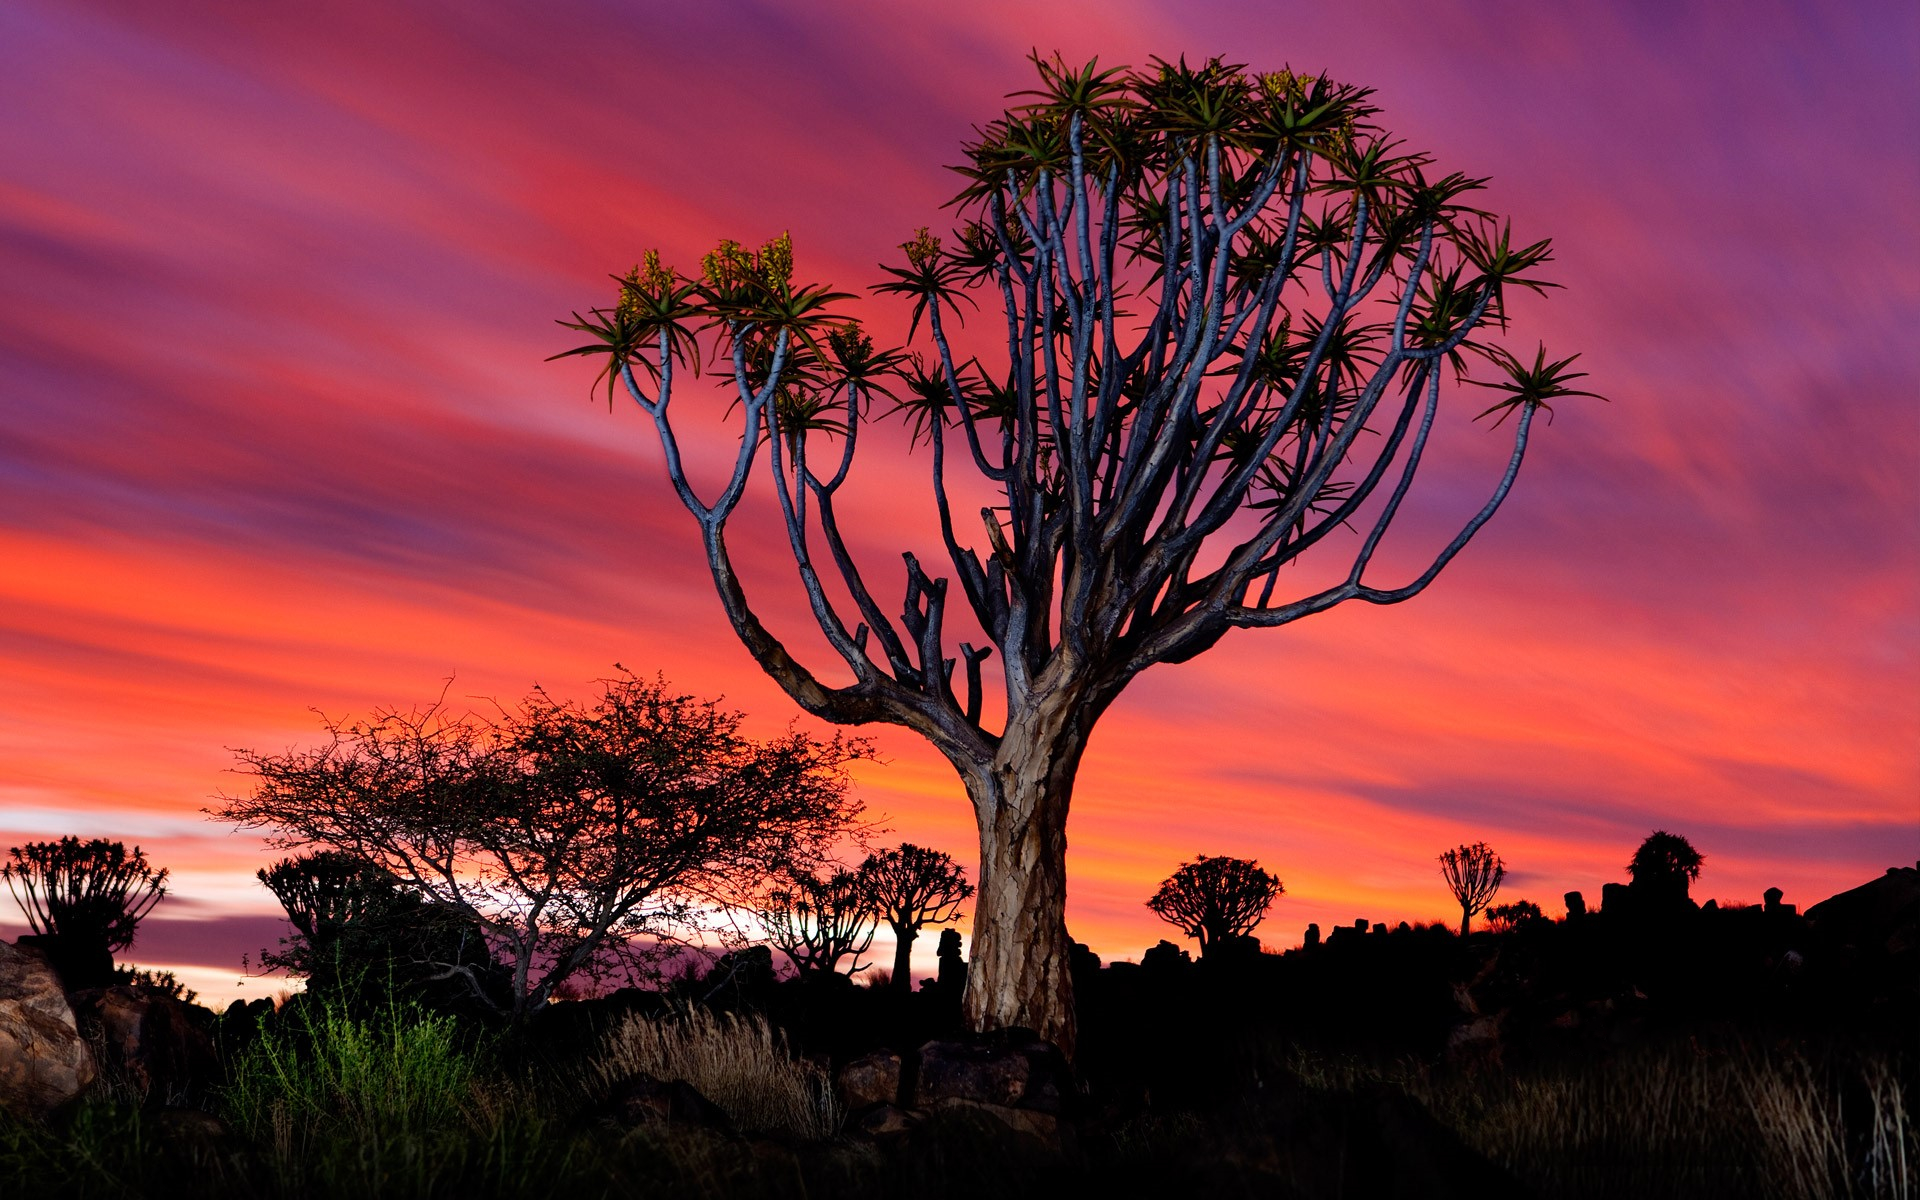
[1627,830,1704,906]
[858,844,973,992]
[1484,898,1543,933]
[218,671,867,1020]
[758,867,878,978]
[557,53,1591,1051]
[1147,855,1284,957]
[1439,842,1505,935]
[3,838,167,982]
[255,851,491,1004]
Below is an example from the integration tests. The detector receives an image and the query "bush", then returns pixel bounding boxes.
[221,996,484,1194]
[593,1007,839,1138]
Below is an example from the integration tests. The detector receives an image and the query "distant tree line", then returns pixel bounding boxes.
[5,667,1715,1022]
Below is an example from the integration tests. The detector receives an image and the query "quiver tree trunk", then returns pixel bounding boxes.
[957,703,1087,1057]
[889,925,916,992]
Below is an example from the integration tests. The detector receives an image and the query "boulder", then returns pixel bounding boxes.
[835,1049,902,1111]
[1806,864,1920,953]
[845,1102,916,1138]
[69,986,220,1105]
[0,940,97,1116]
[596,1072,734,1132]
[912,1031,1069,1114]
[926,1096,1061,1144]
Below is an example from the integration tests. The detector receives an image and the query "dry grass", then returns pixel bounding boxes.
[1281,1039,1916,1199]
[593,1007,840,1139]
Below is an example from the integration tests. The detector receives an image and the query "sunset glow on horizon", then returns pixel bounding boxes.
[3,0,1915,1005]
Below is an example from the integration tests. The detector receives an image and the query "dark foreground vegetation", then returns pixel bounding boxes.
[3,858,1915,1200]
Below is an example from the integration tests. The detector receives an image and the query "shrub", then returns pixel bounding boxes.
[222,996,482,1193]
[593,1007,839,1138]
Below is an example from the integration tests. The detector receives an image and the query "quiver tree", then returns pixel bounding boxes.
[758,867,878,979]
[555,53,1593,1054]
[858,843,974,991]
[1439,841,1505,935]
[256,851,492,1004]
[1147,854,1283,957]
[1627,830,1704,908]
[218,670,867,1021]
[3,838,167,985]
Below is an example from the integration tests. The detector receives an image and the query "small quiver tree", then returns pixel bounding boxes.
[256,851,494,1009]
[2,837,167,987]
[758,868,878,980]
[1439,842,1505,936]
[857,843,974,992]
[1147,854,1284,958]
[556,53,1595,1053]
[1626,830,1704,910]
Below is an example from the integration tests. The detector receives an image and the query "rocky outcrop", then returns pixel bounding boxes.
[69,985,220,1106]
[835,1031,1073,1145]
[835,1049,902,1111]
[0,940,97,1116]
[1806,863,1920,954]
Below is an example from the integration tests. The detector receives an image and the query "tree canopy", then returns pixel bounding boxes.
[1628,830,1705,904]
[218,671,868,1020]
[2,837,167,955]
[1439,842,1506,936]
[1147,854,1284,956]
[757,866,878,979]
[557,51,1592,1053]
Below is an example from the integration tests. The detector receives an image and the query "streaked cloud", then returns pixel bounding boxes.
[1,0,1913,1002]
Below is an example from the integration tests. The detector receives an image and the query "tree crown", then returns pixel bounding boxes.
[216,670,868,1017]
[2,837,167,953]
[1147,854,1284,950]
[554,52,1597,764]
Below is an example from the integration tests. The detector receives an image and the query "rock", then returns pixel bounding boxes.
[0,940,98,1117]
[70,986,220,1106]
[835,1050,902,1111]
[597,1072,734,1132]
[913,1031,1069,1114]
[846,1102,916,1138]
[1806,864,1920,953]
[925,1097,1062,1146]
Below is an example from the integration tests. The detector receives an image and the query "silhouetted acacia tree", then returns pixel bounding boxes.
[758,867,878,978]
[858,843,974,992]
[1439,842,1505,935]
[1627,830,1704,906]
[3,838,167,982]
[218,671,867,1021]
[556,54,1592,1052]
[1147,854,1284,957]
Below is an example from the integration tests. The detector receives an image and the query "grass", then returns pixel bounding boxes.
[5,998,1912,1199]
[591,1006,841,1139]
[1279,1037,1917,1199]
[219,995,499,1198]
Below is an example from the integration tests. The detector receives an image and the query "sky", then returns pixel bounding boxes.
[1,0,1915,1006]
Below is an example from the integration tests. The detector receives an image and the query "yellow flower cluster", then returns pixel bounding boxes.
[1258,68,1307,104]
[701,232,793,291]
[901,226,942,272]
